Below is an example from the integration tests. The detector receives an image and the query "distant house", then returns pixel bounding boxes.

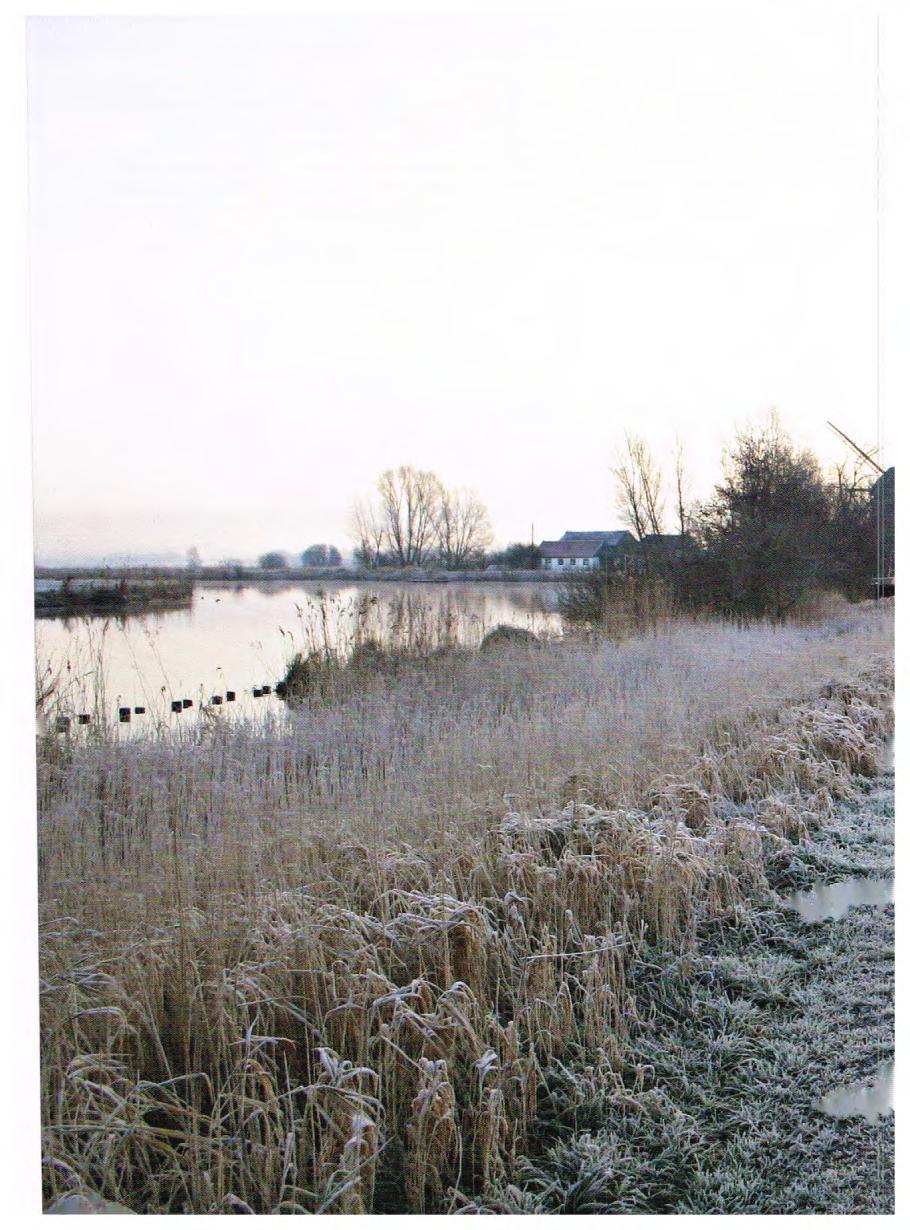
[538,530,637,572]
[639,533,698,558]
[640,533,685,549]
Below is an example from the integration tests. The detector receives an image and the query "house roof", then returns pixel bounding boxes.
[539,540,599,559]
[560,531,632,546]
[539,530,634,558]
[640,533,695,548]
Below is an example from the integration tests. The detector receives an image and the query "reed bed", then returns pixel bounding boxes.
[37,606,893,1213]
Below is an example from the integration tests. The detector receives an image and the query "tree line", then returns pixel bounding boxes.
[251,414,888,619]
[257,545,343,570]
[595,414,886,620]
[253,468,501,572]
[350,466,495,569]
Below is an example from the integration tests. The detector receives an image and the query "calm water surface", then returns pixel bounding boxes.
[35,580,561,727]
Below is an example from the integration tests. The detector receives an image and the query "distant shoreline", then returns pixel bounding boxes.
[34,575,195,618]
[35,565,554,585]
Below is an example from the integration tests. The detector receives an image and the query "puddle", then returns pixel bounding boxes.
[46,1190,136,1214]
[817,1061,894,1122]
[883,734,894,773]
[785,876,894,922]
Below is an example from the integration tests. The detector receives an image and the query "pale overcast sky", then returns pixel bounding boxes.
[27,9,890,562]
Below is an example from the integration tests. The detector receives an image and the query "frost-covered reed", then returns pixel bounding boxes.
[37,606,893,1213]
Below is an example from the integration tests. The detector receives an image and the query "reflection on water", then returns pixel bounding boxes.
[817,1062,893,1122]
[35,580,561,727]
[785,877,894,923]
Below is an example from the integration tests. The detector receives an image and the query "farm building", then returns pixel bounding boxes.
[639,533,699,560]
[538,530,637,572]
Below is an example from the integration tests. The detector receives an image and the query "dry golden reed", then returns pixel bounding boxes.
[38,607,893,1212]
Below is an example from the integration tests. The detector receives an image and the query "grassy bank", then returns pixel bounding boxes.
[471,772,894,1213]
[37,606,893,1212]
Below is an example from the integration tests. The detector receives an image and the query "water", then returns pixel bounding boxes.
[817,1061,894,1122]
[784,876,895,923]
[34,580,561,726]
[883,733,894,772]
[46,1191,136,1214]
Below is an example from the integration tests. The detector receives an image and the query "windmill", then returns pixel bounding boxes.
[826,421,884,477]
[826,422,893,598]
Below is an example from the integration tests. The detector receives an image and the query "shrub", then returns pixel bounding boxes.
[558,571,675,636]
[480,624,539,650]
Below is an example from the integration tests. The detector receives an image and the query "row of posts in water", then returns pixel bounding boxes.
[54,681,291,731]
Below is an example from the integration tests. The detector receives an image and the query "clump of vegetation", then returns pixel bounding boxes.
[270,588,551,695]
[348,637,397,673]
[281,639,413,702]
[486,542,542,570]
[37,607,892,1212]
[34,577,193,617]
[280,649,330,699]
[558,572,676,634]
[576,416,891,631]
[300,543,342,567]
[479,624,539,650]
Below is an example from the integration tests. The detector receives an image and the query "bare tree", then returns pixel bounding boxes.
[821,457,878,599]
[613,434,665,538]
[831,456,876,503]
[349,498,386,568]
[614,439,647,540]
[435,487,493,568]
[638,441,665,536]
[673,437,691,537]
[377,466,443,566]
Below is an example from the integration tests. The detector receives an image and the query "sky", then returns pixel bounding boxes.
[26,7,892,563]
